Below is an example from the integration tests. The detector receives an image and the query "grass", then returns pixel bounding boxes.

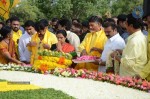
[0,88,75,99]
[0,79,6,82]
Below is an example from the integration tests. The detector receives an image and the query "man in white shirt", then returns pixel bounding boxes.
[58,19,80,56]
[95,21,126,72]
[18,20,36,64]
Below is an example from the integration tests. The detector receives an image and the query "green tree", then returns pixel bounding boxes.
[51,0,73,19]
[10,0,46,24]
[71,0,96,20]
[111,0,143,16]
[25,0,144,21]
[32,0,112,20]
[30,0,72,19]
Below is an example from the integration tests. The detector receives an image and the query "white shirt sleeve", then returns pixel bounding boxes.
[67,31,80,56]
[18,37,26,61]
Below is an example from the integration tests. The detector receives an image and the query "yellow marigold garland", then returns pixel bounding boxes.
[33,50,72,73]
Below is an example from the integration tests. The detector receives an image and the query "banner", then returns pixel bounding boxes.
[0,0,20,19]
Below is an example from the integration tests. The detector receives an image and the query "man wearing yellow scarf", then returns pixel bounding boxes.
[27,20,58,64]
[10,16,22,59]
[75,16,107,71]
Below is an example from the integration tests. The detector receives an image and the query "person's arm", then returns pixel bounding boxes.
[139,61,150,79]
[2,51,23,64]
[110,50,121,62]
[115,49,123,55]
[18,38,26,62]
[94,59,106,66]
[43,44,51,50]
[51,32,58,44]
[90,47,103,54]
[72,35,80,52]
[121,40,144,69]
[56,41,63,52]
[114,55,121,62]
[80,49,88,56]
[78,34,88,56]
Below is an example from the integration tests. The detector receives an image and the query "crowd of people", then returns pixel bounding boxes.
[0,12,150,81]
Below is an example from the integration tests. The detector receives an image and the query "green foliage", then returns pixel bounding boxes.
[10,1,46,24]
[9,0,143,22]
[0,88,75,99]
[111,0,143,16]
[0,16,5,22]
[28,0,112,20]
[71,0,95,20]
[51,0,73,19]
[0,79,6,82]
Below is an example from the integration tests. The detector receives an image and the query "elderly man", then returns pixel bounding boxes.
[75,16,108,71]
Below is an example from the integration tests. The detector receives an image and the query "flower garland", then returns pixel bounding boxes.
[51,68,150,92]
[0,63,33,72]
[33,50,72,73]
[0,63,150,92]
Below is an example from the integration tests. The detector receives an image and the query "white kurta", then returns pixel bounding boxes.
[67,31,80,56]
[18,32,32,62]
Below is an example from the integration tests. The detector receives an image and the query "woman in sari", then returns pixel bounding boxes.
[51,30,75,53]
[0,26,24,64]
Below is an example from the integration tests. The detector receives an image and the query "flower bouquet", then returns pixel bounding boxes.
[33,50,73,73]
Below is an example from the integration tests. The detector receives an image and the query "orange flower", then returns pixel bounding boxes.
[39,64,48,73]
[38,56,42,60]
[58,57,65,65]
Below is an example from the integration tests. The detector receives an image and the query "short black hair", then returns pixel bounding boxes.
[39,19,49,26]
[72,18,80,23]
[52,18,59,22]
[56,30,69,43]
[81,21,89,28]
[24,20,35,28]
[35,21,46,32]
[0,22,5,27]
[58,19,72,30]
[117,14,127,22]
[0,26,12,41]
[72,22,82,29]
[103,22,117,30]
[88,16,103,24]
[103,18,115,24]
[6,19,10,24]
[127,14,143,29]
[56,30,67,37]
[10,16,20,23]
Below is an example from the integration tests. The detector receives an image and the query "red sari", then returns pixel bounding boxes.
[62,43,75,53]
